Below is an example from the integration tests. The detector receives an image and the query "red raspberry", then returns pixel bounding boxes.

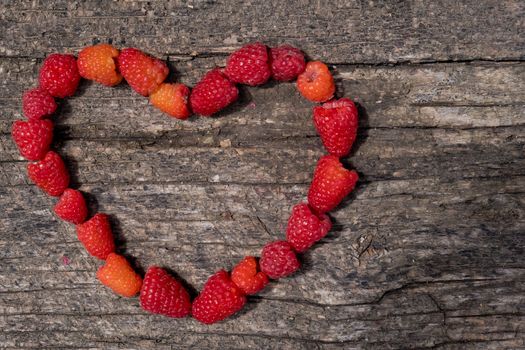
[191,270,246,324]
[27,151,69,197]
[313,98,358,157]
[307,155,359,213]
[11,119,54,161]
[231,256,269,295]
[189,68,239,116]
[140,266,191,318]
[39,54,81,98]
[97,253,143,298]
[270,45,306,81]
[260,241,300,279]
[22,88,57,120]
[77,44,122,86]
[76,213,115,260]
[286,203,332,253]
[53,189,88,224]
[296,61,335,102]
[117,48,169,96]
[149,83,191,119]
[224,42,271,86]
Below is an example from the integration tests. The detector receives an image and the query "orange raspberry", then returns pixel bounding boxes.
[231,256,269,295]
[117,48,169,96]
[77,44,122,86]
[97,253,142,297]
[296,61,335,102]
[149,83,191,119]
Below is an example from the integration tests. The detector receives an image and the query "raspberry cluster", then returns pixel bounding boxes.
[11,42,360,324]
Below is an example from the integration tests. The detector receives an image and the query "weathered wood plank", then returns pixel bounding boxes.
[1,125,524,187]
[0,1,524,63]
[1,61,524,188]
[2,59,524,134]
[1,176,523,303]
[0,276,523,349]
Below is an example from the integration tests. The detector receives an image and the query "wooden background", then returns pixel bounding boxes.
[1,1,524,349]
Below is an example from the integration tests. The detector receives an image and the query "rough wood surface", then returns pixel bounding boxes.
[1,1,524,349]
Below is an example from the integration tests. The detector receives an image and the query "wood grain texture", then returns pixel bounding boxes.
[1,1,524,349]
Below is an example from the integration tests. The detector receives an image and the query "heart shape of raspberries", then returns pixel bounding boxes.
[12,42,360,324]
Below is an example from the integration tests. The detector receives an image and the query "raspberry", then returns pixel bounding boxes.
[191,270,246,324]
[27,151,69,197]
[97,253,143,298]
[260,241,300,279]
[189,68,239,116]
[140,266,191,318]
[270,45,306,81]
[22,88,57,120]
[286,203,332,252]
[53,189,88,224]
[11,119,54,161]
[117,48,169,96]
[149,83,191,119]
[224,42,271,86]
[231,256,269,295]
[313,98,358,157]
[39,54,81,98]
[76,213,115,260]
[296,61,335,102]
[77,44,122,86]
[307,155,359,213]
